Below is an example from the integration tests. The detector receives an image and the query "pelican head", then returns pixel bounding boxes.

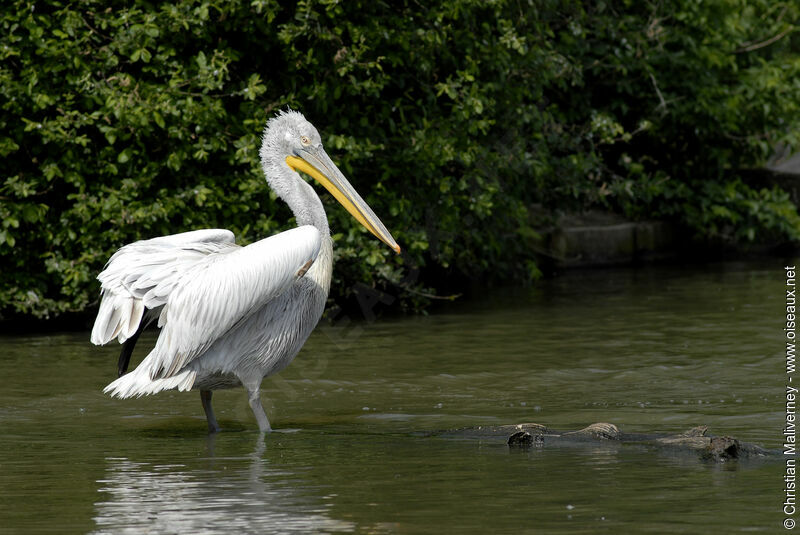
[259,110,401,254]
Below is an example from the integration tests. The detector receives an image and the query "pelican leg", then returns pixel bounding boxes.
[200,390,221,434]
[247,387,272,433]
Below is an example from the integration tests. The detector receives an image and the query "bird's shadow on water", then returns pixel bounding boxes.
[133,419,251,439]
[129,416,316,439]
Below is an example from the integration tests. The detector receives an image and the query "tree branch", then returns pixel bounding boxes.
[735,25,794,53]
[649,73,667,113]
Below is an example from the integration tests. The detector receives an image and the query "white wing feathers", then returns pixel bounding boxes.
[91,226,322,381]
[90,229,236,345]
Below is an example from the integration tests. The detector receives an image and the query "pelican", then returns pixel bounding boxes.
[90,110,400,433]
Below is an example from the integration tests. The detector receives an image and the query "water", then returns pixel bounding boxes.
[0,260,789,533]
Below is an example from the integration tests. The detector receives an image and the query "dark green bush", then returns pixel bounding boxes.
[1,0,798,318]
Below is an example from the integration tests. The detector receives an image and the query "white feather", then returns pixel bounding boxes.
[90,229,237,346]
[92,226,321,379]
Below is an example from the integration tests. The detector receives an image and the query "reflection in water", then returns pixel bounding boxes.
[91,436,354,534]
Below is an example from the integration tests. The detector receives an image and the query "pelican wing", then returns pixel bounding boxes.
[93,225,322,379]
[91,229,237,345]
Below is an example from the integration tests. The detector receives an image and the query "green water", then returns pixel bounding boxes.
[0,260,790,533]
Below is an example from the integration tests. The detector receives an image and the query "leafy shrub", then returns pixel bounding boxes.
[1,0,798,318]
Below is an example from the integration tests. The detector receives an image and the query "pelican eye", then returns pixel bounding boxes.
[300,135,311,146]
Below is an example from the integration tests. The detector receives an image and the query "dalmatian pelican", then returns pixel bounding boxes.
[90,110,400,433]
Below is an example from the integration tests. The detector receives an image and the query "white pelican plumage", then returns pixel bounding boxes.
[90,110,400,433]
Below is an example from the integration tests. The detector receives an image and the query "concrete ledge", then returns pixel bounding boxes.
[544,214,679,268]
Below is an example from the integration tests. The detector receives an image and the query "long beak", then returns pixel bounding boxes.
[286,147,401,254]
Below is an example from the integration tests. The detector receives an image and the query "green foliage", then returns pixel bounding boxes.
[1,0,799,318]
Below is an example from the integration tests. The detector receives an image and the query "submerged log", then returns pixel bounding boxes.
[445,422,775,462]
